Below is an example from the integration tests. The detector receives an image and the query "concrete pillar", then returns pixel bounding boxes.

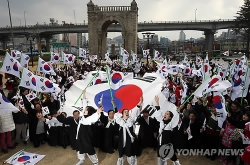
[36,34,42,54]
[45,37,51,52]
[97,31,104,58]
[101,32,107,58]
[2,40,7,50]
[0,35,9,50]
[204,30,215,56]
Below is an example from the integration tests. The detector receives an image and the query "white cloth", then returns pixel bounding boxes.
[114,107,141,148]
[106,118,116,128]
[177,121,182,130]
[187,120,193,140]
[158,121,172,145]
[45,117,63,128]
[0,112,15,133]
[77,151,98,164]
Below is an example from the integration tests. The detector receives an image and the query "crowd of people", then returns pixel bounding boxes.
[0,56,250,165]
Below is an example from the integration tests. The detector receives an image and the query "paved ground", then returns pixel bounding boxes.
[0,142,222,165]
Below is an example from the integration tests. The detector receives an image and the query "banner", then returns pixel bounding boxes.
[6,151,45,165]
[64,73,164,115]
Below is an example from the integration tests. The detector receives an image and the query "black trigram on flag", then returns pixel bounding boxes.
[25,56,30,61]
[217,112,224,118]
[123,72,128,76]
[40,78,44,82]
[141,105,158,116]
[72,106,83,111]
[134,76,156,83]
[41,61,45,64]
[10,58,14,62]
[40,86,46,91]
[40,67,43,71]
[27,72,32,77]
[6,66,11,71]
[25,81,30,86]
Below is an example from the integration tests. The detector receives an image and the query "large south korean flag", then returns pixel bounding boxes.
[63,72,165,115]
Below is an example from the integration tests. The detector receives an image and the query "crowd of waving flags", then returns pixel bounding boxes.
[1,48,250,132]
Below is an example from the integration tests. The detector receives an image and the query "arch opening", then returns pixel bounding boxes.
[100,20,124,59]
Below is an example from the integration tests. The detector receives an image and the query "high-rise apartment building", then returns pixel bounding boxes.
[179,30,186,41]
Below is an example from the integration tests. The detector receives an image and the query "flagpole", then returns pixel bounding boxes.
[105,65,115,110]
[178,77,210,111]
[241,61,249,105]
[3,144,32,164]
[228,62,235,81]
[74,69,101,105]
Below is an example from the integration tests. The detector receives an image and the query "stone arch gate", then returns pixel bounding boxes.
[87,0,138,58]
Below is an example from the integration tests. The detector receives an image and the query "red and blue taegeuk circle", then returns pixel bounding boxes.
[161,66,166,72]
[185,68,191,74]
[234,77,242,87]
[12,52,16,57]
[13,62,19,71]
[95,78,102,85]
[54,55,59,60]
[213,95,223,109]
[111,73,123,84]
[17,156,30,162]
[94,84,143,113]
[43,64,51,71]
[45,80,53,88]
[31,77,36,86]
[68,56,72,61]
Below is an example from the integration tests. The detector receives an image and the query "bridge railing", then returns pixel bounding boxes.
[138,19,235,24]
[0,23,90,29]
[0,19,235,29]
[95,6,131,12]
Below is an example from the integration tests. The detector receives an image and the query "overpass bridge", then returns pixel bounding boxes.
[0,19,234,35]
[0,19,235,52]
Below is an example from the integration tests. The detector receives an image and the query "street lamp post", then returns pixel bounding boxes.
[142,32,155,66]
[7,0,15,50]
[195,9,197,22]
[17,18,21,26]
[73,10,76,24]
[27,35,35,67]
[24,11,26,27]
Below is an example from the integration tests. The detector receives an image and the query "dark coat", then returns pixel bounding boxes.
[137,116,158,148]
[42,100,60,113]
[118,125,137,157]
[76,125,96,155]
[57,114,79,150]
[172,122,186,150]
[99,112,119,153]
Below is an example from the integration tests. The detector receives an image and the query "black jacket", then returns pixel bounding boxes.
[13,110,29,124]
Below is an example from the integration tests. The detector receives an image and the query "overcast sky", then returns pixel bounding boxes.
[0,0,244,40]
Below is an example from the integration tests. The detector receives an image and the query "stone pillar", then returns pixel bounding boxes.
[101,31,107,58]
[204,30,215,57]
[111,44,115,56]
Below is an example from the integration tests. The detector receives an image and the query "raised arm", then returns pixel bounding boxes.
[82,106,104,125]
[130,97,143,120]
